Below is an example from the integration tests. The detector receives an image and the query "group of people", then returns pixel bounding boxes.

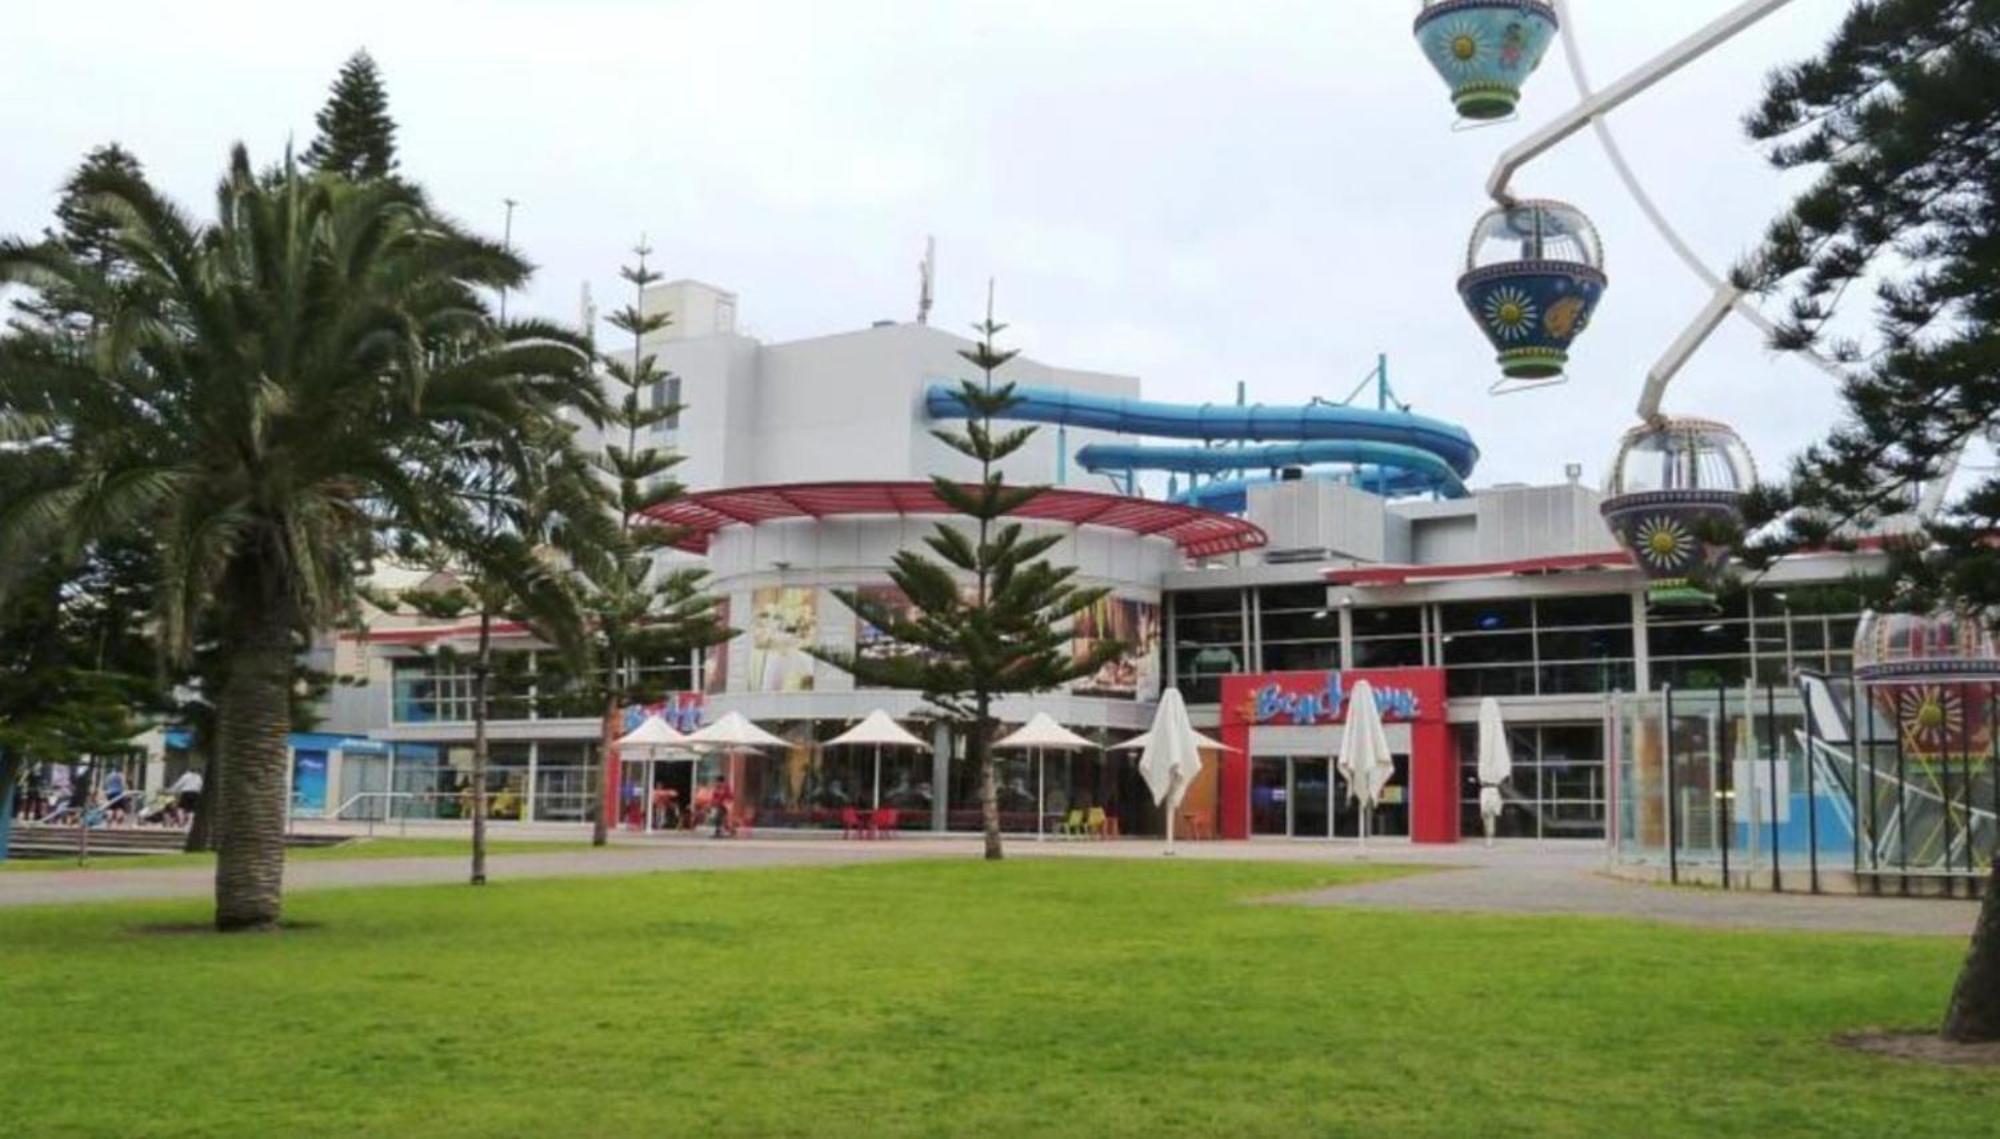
[628,776,741,837]
[8,763,204,828]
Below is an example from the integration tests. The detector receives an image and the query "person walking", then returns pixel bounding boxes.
[708,776,735,839]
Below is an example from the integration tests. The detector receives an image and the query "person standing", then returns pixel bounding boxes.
[103,767,128,826]
[167,767,204,828]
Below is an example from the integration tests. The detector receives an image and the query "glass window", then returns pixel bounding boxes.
[1261,609,1339,643]
[1654,657,1751,691]
[1535,594,1631,628]
[1352,607,1422,637]
[1262,641,1338,673]
[1442,632,1533,666]
[1536,627,1633,661]
[1258,584,1327,613]
[1649,620,1748,659]
[1174,614,1244,646]
[1445,666,1535,698]
[1441,599,1532,633]
[1538,660,1635,694]
[1352,638,1424,668]
[1174,589,1242,617]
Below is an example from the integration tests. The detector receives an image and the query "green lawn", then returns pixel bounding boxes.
[0,836,595,873]
[0,859,1985,1138]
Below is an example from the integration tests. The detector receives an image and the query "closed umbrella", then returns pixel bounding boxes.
[1338,679,1394,847]
[994,713,1096,840]
[1476,697,1513,848]
[1113,688,1234,854]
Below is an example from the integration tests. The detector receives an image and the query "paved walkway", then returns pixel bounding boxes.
[0,834,1981,937]
[1274,860,1980,938]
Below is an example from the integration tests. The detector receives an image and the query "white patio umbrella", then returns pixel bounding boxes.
[1112,687,1234,854]
[994,713,1096,840]
[682,711,793,830]
[1337,679,1395,847]
[613,715,699,833]
[825,710,930,810]
[1476,697,1514,848]
[683,711,791,750]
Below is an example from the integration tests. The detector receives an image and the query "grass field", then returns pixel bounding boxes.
[0,858,1986,1138]
[0,836,595,873]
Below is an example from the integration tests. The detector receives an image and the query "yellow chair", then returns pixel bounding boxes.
[1057,808,1085,837]
[1084,806,1108,840]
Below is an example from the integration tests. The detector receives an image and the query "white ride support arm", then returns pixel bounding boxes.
[1488,0,1798,204]
[1638,283,1740,422]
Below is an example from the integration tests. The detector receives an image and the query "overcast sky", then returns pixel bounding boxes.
[2,0,1867,490]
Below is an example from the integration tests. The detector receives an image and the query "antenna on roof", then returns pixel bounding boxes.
[579,281,597,334]
[916,235,936,326]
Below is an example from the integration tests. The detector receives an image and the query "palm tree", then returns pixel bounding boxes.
[0,146,599,930]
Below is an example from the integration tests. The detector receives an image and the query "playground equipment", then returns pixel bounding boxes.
[1456,199,1606,389]
[1598,418,1753,609]
[1413,1,1561,121]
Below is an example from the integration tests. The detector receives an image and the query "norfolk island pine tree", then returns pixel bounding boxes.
[1731,0,2000,1042]
[814,288,1123,861]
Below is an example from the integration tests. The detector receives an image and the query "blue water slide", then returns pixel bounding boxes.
[1075,440,1468,495]
[1170,468,1445,514]
[923,383,1480,477]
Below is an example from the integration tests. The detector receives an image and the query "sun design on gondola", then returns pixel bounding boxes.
[1896,684,1965,754]
[1433,19,1491,75]
[1632,516,1694,570]
[1482,286,1538,341]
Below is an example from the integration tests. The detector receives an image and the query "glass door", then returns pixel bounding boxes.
[1251,758,1289,836]
[1291,759,1331,838]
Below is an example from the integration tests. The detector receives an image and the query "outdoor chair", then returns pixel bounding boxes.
[841,807,865,840]
[731,807,755,839]
[1084,806,1108,839]
[870,807,898,838]
[1056,808,1085,837]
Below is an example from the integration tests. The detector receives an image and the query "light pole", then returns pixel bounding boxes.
[499,198,518,322]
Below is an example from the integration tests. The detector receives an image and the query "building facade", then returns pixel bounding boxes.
[320,284,1874,843]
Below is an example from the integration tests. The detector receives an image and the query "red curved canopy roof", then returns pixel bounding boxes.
[645,481,1267,558]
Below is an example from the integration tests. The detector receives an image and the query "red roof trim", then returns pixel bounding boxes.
[645,481,1268,557]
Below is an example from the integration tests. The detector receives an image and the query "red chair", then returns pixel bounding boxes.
[871,807,898,839]
[841,807,865,840]
[731,807,755,839]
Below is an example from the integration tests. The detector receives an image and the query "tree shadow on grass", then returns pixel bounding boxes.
[126,920,325,937]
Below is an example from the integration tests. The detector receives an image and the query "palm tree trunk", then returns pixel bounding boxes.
[975,702,1002,862]
[212,582,297,933]
[1942,858,2000,1042]
[470,607,492,886]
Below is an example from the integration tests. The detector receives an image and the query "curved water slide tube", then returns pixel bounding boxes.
[924,383,1480,506]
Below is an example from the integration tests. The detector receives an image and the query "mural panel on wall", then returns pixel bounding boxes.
[749,587,818,693]
[1071,597,1161,701]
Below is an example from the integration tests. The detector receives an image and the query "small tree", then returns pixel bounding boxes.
[301,50,399,181]
[576,245,728,846]
[1733,0,2000,1043]
[815,289,1119,860]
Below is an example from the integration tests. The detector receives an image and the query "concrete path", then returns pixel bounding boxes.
[1275,860,1980,938]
